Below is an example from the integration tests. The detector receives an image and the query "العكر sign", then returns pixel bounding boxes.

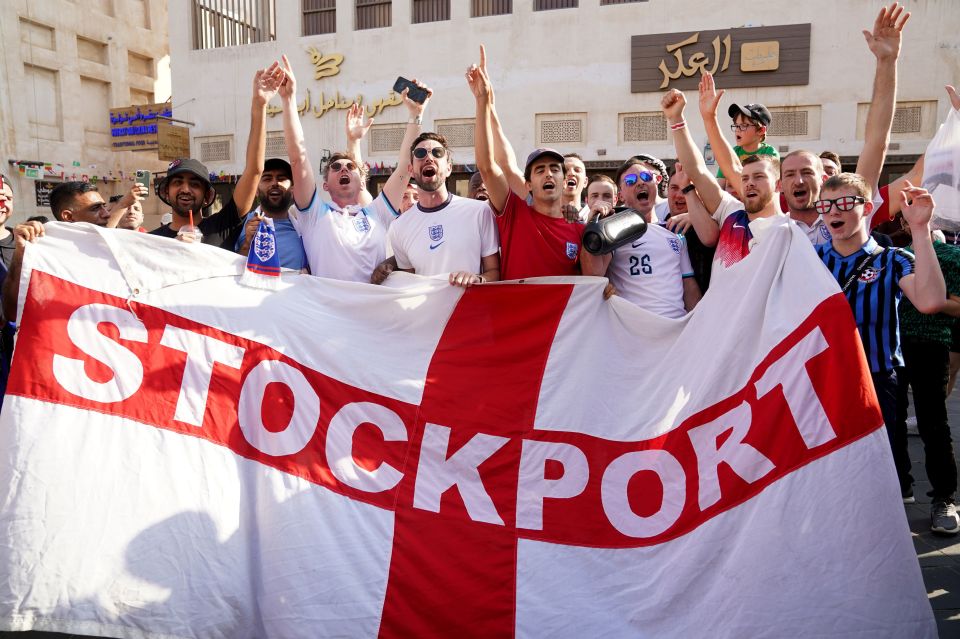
[631,24,810,93]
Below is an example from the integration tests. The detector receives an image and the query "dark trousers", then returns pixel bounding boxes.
[894,339,958,502]
[873,369,906,488]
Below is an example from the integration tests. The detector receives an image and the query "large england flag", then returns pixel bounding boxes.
[0,220,936,638]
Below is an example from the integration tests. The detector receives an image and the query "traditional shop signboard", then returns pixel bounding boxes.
[631,24,811,93]
[157,121,191,162]
[109,103,173,151]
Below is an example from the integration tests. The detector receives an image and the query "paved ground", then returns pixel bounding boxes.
[908,387,960,637]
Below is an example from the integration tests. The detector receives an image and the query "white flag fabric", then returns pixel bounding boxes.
[0,221,936,638]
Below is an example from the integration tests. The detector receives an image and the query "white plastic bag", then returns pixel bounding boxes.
[924,108,960,231]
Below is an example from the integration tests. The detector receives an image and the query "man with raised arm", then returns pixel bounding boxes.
[661,89,781,270]
[381,131,500,287]
[151,67,280,248]
[278,55,426,282]
[468,49,582,280]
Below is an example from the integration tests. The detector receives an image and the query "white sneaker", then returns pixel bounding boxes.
[931,501,960,535]
[906,416,919,436]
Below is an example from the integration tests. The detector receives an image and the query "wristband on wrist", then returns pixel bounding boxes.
[476,274,485,284]
[681,184,696,194]
[670,120,687,131]
[408,115,423,124]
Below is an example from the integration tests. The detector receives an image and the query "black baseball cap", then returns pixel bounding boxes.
[263,158,292,178]
[524,148,565,181]
[728,103,772,126]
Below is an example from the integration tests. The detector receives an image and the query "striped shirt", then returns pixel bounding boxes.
[817,237,915,373]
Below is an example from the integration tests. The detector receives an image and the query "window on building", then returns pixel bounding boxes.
[620,112,667,143]
[534,0,577,10]
[24,64,62,141]
[81,77,111,148]
[356,0,391,30]
[130,88,155,105]
[472,0,511,16]
[436,119,476,148]
[128,51,155,77]
[77,36,109,65]
[197,135,234,164]
[303,0,336,35]
[413,0,449,23]
[20,19,55,50]
[192,0,276,50]
[536,113,586,146]
[369,124,406,154]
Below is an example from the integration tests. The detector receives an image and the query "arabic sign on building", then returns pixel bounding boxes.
[631,24,811,93]
[265,49,405,120]
[157,121,191,162]
[109,102,173,151]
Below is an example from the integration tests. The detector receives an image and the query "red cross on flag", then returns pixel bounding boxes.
[0,221,936,638]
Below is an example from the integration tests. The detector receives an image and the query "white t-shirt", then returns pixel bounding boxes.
[388,194,499,276]
[291,191,397,282]
[607,223,694,319]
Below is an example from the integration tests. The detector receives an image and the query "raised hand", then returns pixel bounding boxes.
[900,181,935,229]
[698,72,724,119]
[255,62,284,105]
[402,78,432,117]
[863,2,910,62]
[661,89,686,122]
[345,103,374,142]
[947,85,960,112]
[278,54,297,102]
[465,45,493,103]
[13,221,45,249]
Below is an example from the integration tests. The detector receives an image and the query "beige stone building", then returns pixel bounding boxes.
[169,1,959,203]
[0,0,171,223]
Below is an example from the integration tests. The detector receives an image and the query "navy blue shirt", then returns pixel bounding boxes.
[817,237,915,373]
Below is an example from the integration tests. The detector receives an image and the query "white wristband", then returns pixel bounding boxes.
[408,115,422,125]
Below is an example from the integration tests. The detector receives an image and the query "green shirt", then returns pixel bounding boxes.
[899,241,960,345]
[716,142,779,179]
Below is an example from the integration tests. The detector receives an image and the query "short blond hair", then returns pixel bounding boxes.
[823,172,872,201]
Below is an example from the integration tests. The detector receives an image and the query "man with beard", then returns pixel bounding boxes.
[581,156,701,318]
[151,66,284,247]
[382,132,500,287]
[278,55,426,282]
[468,53,580,280]
[661,89,780,270]
[236,158,308,271]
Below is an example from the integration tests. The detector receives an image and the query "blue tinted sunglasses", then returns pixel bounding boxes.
[623,171,656,186]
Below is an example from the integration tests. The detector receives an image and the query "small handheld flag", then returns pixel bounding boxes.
[240,216,282,289]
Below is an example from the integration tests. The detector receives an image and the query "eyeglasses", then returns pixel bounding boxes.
[814,196,866,215]
[623,171,656,187]
[413,146,446,160]
[730,123,759,132]
[329,160,357,172]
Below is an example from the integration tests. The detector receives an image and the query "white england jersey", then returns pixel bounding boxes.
[606,223,694,319]
[291,191,398,282]
[791,216,832,246]
[388,194,499,276]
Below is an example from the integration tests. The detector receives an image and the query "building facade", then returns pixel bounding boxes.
[169,0,956,201]
[0,0,170,223]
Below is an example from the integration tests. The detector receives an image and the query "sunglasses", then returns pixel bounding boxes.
[413,146,446,160]
[814,196,866,215]
[329,160,357,172]
[623,171,656,187]
[730,123,759,132]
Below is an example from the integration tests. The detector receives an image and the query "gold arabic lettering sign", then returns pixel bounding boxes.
[631,24,810,93]
[266,49,403,120]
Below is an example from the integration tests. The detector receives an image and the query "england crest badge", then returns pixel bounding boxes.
[429,225,444,242]
[354,215,371,233]
[668,238,682,254]
[566,241,578,259]
[240,216,282,290]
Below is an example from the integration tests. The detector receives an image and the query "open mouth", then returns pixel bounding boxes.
[637,191,650,202]
[338,175,351,185]
[268,188,283,198]
[422,166,437,179]
[830,220,844,230]
[793,190,808,201]
[476,193,489,201]
[565,179,577,189]
[543,182,556,192]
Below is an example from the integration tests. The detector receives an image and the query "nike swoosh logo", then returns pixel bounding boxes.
[429,241,444,250]
[632,241,646,248]
[732,223,746,229]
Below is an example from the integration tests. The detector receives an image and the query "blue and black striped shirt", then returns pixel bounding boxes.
[817,238,915,373]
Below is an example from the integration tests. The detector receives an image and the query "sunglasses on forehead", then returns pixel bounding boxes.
[622,171,656,187]
[413,146,446,159]
[814,196,866,215]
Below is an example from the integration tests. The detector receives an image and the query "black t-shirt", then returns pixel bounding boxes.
[0,230,15,272]
[149,199,244,250]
